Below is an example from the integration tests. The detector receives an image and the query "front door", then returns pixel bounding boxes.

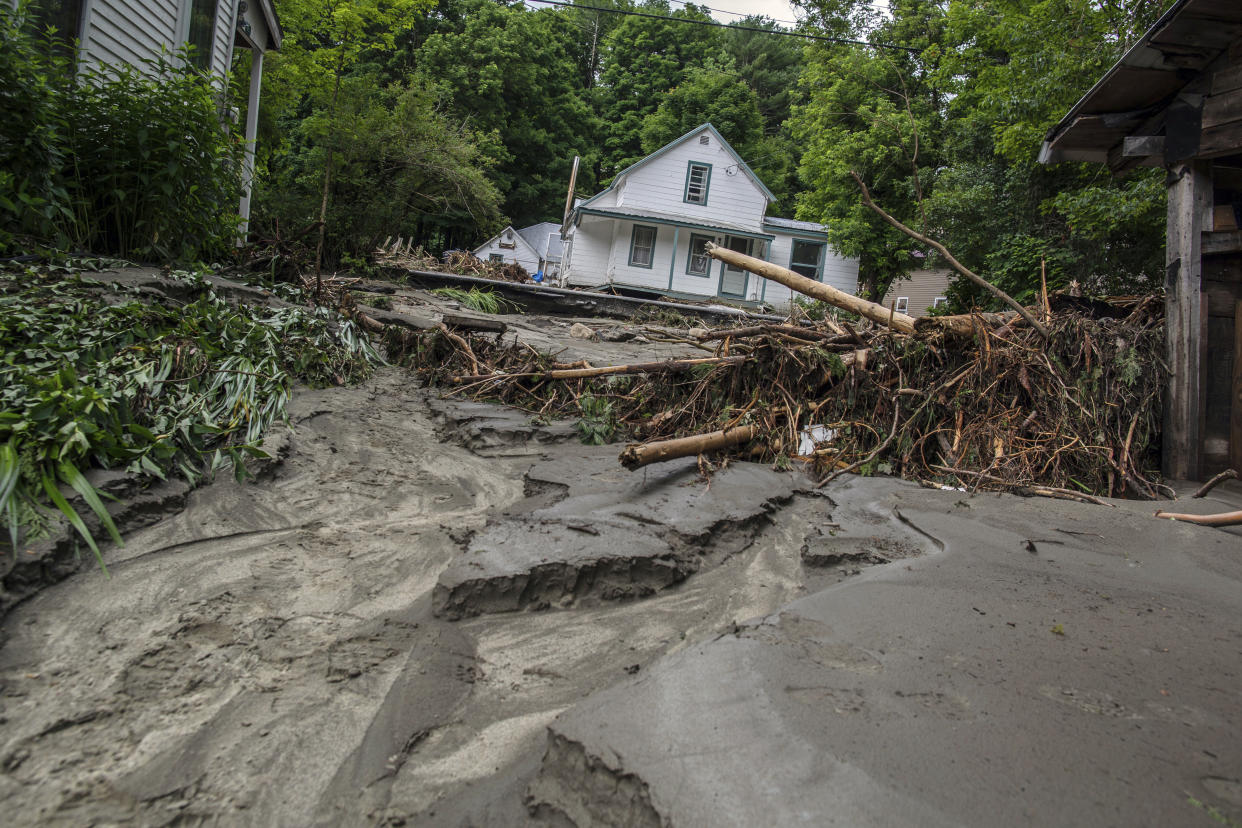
[719,235,751,297]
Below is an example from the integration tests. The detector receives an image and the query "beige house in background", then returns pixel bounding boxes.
[879,269,953,318]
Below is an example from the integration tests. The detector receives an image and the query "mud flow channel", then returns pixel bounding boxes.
[5,367,1238,828]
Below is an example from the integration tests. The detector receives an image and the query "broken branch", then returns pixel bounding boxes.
[849,170,1050,340]
[619,425,757,471]
[452,355,746,384]
[1154,508,1242,527]
[1192,468,1238,498]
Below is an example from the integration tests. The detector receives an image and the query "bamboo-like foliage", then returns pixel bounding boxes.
[0,266,383,567]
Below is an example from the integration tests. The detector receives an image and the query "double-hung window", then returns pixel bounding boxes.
[686,234,713,276]
[684,162,711,205]
[628,225,657,268]
[789,240,825,280]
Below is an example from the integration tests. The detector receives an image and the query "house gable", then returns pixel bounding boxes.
[584,124,773,230]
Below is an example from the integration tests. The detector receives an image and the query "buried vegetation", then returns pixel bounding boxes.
[0,265,383,565]
[383,292,1166,501]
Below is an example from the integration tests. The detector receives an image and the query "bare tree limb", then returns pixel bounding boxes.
[1192,469,1239,498]
[849,170,1050,340]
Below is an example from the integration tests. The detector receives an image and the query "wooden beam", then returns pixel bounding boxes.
[1122,135,1166,157]
[1164,159,1212,481]
[1232,299,1242,474]
[1212,63,1242,96]
[1203,86,1242,129]
[1203,229,1242,256]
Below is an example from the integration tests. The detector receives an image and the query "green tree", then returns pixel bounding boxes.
[259,73,503,263]
[596,1,719,177]
[412,0,598,226]
[266,0,432,274]
[639,66,764,157]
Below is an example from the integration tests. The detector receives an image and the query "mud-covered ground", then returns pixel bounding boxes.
[2,363,1241,827]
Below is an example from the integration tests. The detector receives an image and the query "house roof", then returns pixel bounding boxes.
[256,0,283,50]
[516,222,562,260]
[584,123,778,206]
[762,217,828,237]
[472,225,539,258]
[577,207,775,241]
[1039,0,1242,166]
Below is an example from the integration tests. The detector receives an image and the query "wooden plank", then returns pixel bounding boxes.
[1203,229,1242,256]
[1202,87,1242,129]
[1213,63,1242,96]
[1164,160,1211,481]
[1199,119,1242,157]
[1233,300,1242,473]
[1205,280,1242,316]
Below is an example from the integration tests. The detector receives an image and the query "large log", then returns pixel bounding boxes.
[452,355,746,384]
[705,244,917,334]
[619,425,757,470]
[914,311,1023,337]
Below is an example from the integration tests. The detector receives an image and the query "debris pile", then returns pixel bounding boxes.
[375,237,532,283]
[382,270,1166,501]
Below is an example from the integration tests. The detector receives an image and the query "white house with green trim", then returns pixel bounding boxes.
[559,123,858,310]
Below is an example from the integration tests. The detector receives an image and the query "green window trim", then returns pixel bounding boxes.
[683,161,712,205]
[628,224,657,269]
[788,238,826,281]
[685,233,713,277]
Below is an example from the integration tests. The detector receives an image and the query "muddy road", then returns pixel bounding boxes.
[2,367,1241,826]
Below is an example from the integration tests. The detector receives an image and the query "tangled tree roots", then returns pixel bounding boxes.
[383,295,1166,500]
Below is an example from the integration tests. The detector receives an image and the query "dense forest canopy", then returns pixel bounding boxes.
[249,0,1171,304]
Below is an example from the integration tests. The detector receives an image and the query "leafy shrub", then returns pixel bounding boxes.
[0,5,70,250]
[0,266,383,568]
[576,394,617,445]
[0,5,243,262]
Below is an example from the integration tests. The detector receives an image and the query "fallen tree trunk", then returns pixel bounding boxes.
[697,324,837,343]
[620,425,757,470]
[914,311,1024,338]
[452,355,746,384]
[705,244,917,334]
[1153,508,1242,527]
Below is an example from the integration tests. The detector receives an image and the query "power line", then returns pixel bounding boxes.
[524,0,922,53]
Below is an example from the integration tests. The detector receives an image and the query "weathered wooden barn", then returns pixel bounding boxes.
[1041,0,1242,481]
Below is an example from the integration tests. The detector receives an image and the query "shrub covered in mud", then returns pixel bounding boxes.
[0,265,383,567]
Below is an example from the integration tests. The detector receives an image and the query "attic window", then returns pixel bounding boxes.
[684,162,711,205]
[699,135,710,145]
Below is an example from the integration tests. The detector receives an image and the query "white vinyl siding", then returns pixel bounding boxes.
[79,0,234,87]
[879,269,954,318]
[472,226,542,273]
[617,130,768,229]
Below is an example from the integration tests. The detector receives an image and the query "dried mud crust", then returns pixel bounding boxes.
[432,453,810,620]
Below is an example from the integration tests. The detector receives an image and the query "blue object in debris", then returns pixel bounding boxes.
[533,270,544,283]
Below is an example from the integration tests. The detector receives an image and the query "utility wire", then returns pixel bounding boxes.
[524,0,922,53]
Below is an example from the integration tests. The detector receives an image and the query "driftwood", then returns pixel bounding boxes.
[915,311,1024,338]
[705,243,918,334]
[697,324,836,343]
[1192,468,1238,498]
[452,355,745,384]
[1153,508,1242,527]
[849,171,1050,340]
[620,425,757,471]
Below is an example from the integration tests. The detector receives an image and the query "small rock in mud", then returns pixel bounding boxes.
[569,323,596,340]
